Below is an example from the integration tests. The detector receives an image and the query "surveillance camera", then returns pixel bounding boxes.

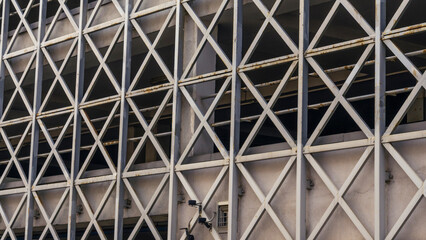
[198,217,206,223]
[180,227,194,240]
[204,222,212,230]
[188,200,197,206]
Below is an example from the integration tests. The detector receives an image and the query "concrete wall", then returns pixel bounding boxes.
[1,124,426,239]
[0,0,425,239]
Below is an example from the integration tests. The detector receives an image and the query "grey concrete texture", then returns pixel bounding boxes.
[0,0,425,239]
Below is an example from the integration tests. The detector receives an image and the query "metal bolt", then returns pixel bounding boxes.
[385,170,394,184]
[238,186,245,197]
[77,204,84,215]
[306,179,315,190]
[177,193,186,204]
[34,209,40,220]
[124,199,132,209]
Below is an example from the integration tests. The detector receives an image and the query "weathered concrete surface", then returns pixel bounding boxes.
[1,0,425,239]
[1,123,425,239]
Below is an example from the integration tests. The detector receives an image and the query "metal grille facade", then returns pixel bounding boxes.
[0,0,425,239]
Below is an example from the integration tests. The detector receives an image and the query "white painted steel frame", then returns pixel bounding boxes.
[0,0,424,239]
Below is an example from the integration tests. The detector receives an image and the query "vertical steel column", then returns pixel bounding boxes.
[168,1,183,239]
[375,0,386,239]
[0,0,9,117]
[25,1,46,239]
[68,1,87,239]
[114,0,132,239]
[228,0,242,239]
[296,0,309,239]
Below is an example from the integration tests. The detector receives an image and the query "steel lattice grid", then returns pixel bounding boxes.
[0,0,424,239]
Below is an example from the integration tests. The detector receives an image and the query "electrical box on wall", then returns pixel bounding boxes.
[217,201,229,232]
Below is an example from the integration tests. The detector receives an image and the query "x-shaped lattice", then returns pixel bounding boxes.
[236,0,302,156]
[1,53,36,120]
[0,122,31,187]
[39,39,77,112]
[305,44,375,147]
[238,156,296,240]
[241,0,298,65]
[76,180,116,240]
[384,0,411,33]
[181,0,232,80]
[307,0,374,51]
[43,0,79,42]
[125,90,172,171]
[81,24,123,103]
[306,147,374,240]
[177,77,231,166]
[177,167,228,240]
[86,0,124,27]
[33,114,74,185]
[124,173,169,240]
[383,144,426,240]
[0,194,26,240]
[380,37,426,239]
[33,188,70,240]
[77,102,120,179]
[6,0,37,53]
[383,40,426,136]
[238,61,298,157]
[128,5,175,91]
